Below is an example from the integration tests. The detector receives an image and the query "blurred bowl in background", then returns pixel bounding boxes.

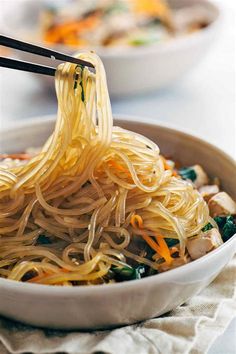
[1,0,221,97]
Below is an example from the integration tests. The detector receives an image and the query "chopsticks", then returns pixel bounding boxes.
[0,35,94,76]
[0,57,56,76]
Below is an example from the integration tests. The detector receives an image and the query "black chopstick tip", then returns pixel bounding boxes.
[0,34,95,69]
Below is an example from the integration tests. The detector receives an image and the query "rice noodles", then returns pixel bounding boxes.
[0,53,210,285]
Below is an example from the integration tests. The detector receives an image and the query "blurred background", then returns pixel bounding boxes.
[0,0,235,352]
[0,0,235,159]
[0,0,235,158]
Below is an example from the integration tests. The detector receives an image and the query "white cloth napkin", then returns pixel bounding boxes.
[0,256,235,354]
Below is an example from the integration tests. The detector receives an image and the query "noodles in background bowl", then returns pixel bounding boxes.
[0,53,211,285]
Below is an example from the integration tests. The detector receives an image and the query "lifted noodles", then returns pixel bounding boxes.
[0,53,209,285]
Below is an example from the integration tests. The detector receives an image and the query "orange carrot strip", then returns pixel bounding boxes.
[140,230,163,255]
[154,234,173,265]
[160,156,179,177]
[0,153,31,160]
[108,159,131,178]
[131,214,144,229]
[131,214,173,265]
[160,156,172,170]
[131,215,161,253]
[172,170,178,177]
[45,14,100,44]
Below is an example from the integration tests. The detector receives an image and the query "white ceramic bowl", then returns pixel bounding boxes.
[1,0,221,97]
[0,115,235,329]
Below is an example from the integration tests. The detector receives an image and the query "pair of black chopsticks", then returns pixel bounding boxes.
[0,35,94,76]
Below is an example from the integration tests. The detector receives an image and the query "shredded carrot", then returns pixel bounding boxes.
[131,214,144,229]
[172,170,178,177]
[141,231,162,253]
[160,156,178,177]
[160,156,172,170]
[131,215,160,253]
[131,214,173,265]
[108,159,131,177]
[153,247,177,262]
[0,153,31,160]
[134,0,170,18]
[108,160,127,172]
[154,233,173,265]
[44,13,100,45]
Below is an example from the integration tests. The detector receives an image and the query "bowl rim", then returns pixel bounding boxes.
[0,114,235,295]
[2,0,221,59]
[2,113,235,165]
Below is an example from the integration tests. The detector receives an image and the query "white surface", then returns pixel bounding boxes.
[0,0,235,351]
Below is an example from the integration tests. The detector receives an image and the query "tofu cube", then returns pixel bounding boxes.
[192,165,209,188]
[208,192,236,217]
[199,184,219,202]
[186,228,223,260]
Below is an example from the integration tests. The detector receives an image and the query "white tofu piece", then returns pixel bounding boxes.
[192,165,209,188]
[208,192,236,217]
[199,184,219,202]
[186,228,223,260]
